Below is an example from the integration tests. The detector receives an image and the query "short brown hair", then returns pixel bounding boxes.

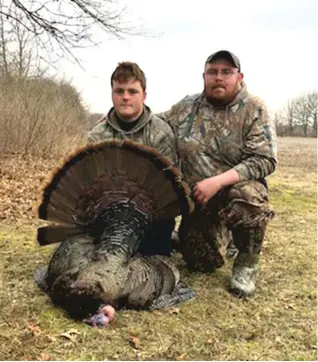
[111,62,146,91]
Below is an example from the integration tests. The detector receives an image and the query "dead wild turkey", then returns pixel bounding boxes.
[35,139,195,326]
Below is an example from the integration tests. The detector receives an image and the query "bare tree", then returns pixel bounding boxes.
[12,13,33,77]
[276,91,318,137]
[293,92,318,137]
[0,8,39,77]
[0,0,145,65]
[307,92,318,134]
[285,100,297,135]
[293,95,311,136]
[271,110,288,137]
[0,9,10,75]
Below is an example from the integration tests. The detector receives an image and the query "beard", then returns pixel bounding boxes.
[204,83,242,107]
[205,94,228,107]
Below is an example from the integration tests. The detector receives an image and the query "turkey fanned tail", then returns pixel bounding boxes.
[35,140,195,317]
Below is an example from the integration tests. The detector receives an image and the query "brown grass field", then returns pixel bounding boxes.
[0,137,317,361]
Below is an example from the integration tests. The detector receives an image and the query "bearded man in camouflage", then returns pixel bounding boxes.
[88,62,177,257]
[158,50,277,297]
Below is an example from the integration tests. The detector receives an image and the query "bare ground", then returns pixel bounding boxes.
[0,137,317,360]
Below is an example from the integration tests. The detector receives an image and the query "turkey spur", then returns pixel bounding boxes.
[34,139,195,326]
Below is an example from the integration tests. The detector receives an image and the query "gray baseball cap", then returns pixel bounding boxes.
[205,50,241,71]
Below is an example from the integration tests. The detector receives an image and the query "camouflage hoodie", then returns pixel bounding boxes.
[158,85,277,187]
[88,105,177,165]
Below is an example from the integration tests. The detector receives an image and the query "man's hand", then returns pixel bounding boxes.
[193,177,223,204]
[193,169,241,205]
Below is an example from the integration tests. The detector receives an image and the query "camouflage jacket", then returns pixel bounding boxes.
[88,105,177,165]
[158,85,277,186]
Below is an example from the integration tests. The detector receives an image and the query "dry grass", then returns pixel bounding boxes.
[0,137,317,360]
[0,75,87,157]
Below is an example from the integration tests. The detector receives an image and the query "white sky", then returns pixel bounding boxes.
[57,0,318,115]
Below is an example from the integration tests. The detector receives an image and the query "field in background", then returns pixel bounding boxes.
[0,137,317,360]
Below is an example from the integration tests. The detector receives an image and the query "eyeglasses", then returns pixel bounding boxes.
[204,68,239,79]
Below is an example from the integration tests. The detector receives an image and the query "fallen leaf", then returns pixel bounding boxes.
[275,336,283,343]
[46,334,57,343]
[37,353,50,361]
[60,332,76,343]
[152,311,163,316]
[242,332,256,341]
[176,352,187,360]
[60,329,80,343]
[169,307,180,315]
[28,324,42,336]
[283,304,296,310]
[66,328,81,335]
[129,335,141,349]
[129,327,137,336]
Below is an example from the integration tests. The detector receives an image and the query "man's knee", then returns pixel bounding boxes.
[220,180,274,228]
[178,209,229,272]
[226,180,268,202]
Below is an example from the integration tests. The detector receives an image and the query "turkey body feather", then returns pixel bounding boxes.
[35,140,195,319]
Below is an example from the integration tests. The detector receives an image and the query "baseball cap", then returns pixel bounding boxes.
[205,50,241,71]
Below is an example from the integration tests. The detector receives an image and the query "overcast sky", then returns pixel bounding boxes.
[57,0,318,115]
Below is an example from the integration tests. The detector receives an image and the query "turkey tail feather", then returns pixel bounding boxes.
[37,225,84,246]
[37,139,194,245]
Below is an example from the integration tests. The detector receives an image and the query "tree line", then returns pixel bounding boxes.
[273,92,317,138]
[0,1,316,160]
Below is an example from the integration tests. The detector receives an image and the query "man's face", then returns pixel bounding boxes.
[203,58,243,104]
[112,78,146,121]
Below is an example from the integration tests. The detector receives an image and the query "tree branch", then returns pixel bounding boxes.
[0,0,146,66]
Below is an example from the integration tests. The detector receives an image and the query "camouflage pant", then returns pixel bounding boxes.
[178,181,275,272]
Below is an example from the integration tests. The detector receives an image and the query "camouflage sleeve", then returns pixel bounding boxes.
[233,99,278,181]
[87,119,107,144]
[156,95,194,129]
[150,117,178,165]
[156,108,173,123]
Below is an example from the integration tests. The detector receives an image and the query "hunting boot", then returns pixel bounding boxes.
[226,234,239,259]
[230,226,266,297]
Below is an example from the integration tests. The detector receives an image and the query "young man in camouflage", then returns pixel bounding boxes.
[88,62,177,256]
[158,50,277,297]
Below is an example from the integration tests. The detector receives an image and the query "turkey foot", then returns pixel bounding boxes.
[148,282,196,310]
[83,305,116,327]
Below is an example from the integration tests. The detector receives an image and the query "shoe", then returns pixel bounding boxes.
[230,253,259,297]
[226,239,238,259]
